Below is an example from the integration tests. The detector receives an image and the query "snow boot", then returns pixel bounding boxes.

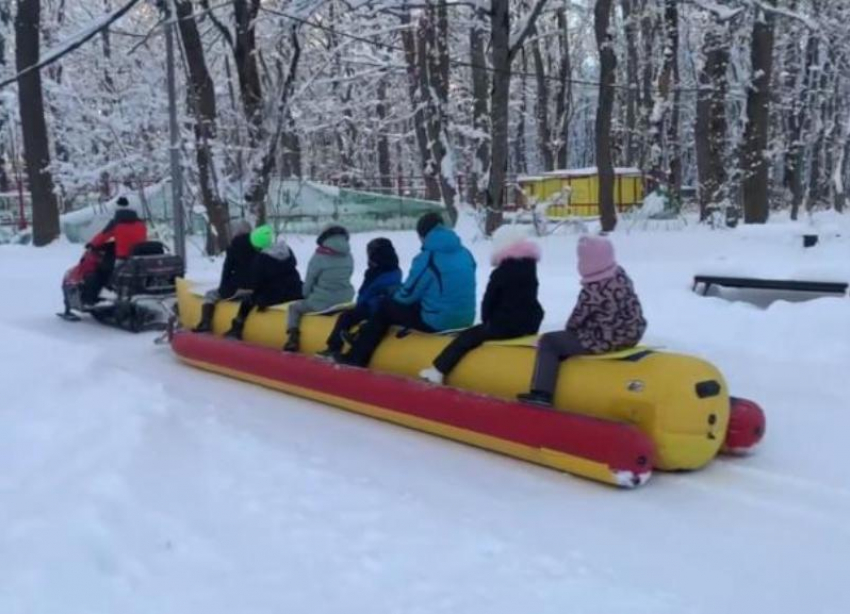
[283,328,300,352]
[419,367,445,385]
[193,303,215,333]
[224,317,245,340]
[316,346,341,360]
[517,390,553,407]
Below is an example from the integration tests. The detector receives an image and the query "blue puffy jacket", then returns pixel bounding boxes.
[357,268,402,315]
[394,226,477,331]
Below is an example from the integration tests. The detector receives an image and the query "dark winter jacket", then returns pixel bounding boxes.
[89,208,147,259]
[249,240,303,308]
[357,269,402,314]
[356,238,402,315]
[218,233,257,299]
[481,258,544,337]
[566,266,646,353]
[394,226,477,331]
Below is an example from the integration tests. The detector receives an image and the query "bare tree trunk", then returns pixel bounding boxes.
[621,0,639,167]
[423,0,457,222]
[283,109,301,178]
[649,0,679,196]
[555,8,572,169]
[595,0,617,231]
[695,21,729,221]
[401,11,441,202]
[244,26,300,223]
[741,3,776,224]
[233,0,263,145]
[469,8,490,204]
[376,79,392,191]
[785,22,809,220]
[485,0,511,233]
[15,0,60,245]
[485,0,549,233]
[0,0,11,192]
[835,119,849,213]
[638,0,657,171]
[175,0,229,255]
[808,44,831,211]
[532,28,553,171]
[515,48,528,175]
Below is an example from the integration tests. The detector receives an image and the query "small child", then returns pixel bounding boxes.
[225,228,303,340]
[318,238,402,358]
[283,225,355,352]
[193,220,254,333]
[420,225,544,384]
[518,235,646,406]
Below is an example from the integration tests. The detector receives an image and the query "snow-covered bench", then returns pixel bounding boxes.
[692,275,848,297]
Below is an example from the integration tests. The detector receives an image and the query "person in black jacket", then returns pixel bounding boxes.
[419,225,544,384]
[192,220,254,332]
[225,232,303,340]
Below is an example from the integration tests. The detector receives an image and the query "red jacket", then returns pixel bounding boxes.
[90,208,148,259]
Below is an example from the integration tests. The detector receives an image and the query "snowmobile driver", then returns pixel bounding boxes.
[82,196,148,306]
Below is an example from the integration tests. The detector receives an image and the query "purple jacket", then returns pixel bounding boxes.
[566,267,646,353]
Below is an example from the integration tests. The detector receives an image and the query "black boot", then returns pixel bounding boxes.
[224,317,245,340]
[193,303,215,333]
[517,390,553,407]
[283,328,300,352]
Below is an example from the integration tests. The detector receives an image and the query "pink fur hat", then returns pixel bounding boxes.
[491,225,541,266]
[577,235,618,283]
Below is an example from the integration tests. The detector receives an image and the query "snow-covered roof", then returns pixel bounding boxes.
[517,176,545,183]
[542,167,643,178]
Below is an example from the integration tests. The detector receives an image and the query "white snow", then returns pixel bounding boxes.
[543,166,643,178]
[1,213,850,613]
[639,190,667,216]
[695,215,850,283]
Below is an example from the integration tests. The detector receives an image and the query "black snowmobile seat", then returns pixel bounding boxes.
[113,244,185,298]
[130,241,167,257]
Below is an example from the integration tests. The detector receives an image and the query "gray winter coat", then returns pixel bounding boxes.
[301,233,355,311]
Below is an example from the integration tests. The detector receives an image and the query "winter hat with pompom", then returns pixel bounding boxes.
[577,235,618,284]
[490,224,541,266]
[250,224,274,251]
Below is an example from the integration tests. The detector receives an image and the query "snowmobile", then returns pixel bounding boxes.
[59,240,185,332]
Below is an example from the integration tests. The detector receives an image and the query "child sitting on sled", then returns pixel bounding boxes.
[193,219,255,333]
[318,237,402,359]
[283,225,355,352]
[419,224,544,384]
[518,235,646,407]
[225,227,303,340]
[336,212,476,367]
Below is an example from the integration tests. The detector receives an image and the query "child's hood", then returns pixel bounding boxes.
[319,233,351,255]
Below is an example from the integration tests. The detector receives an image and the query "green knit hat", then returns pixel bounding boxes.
[250,224,274,250]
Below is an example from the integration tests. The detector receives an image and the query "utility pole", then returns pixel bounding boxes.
[164,0,185,262]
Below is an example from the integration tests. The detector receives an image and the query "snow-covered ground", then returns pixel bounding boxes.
[1,215,849,614]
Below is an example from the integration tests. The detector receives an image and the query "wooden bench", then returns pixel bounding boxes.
[693,275,849,296]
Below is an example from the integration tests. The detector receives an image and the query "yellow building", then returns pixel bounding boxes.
[517,167,644,218]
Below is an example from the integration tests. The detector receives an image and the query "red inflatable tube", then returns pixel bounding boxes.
[723,397,766,454]
[171,332,656,488]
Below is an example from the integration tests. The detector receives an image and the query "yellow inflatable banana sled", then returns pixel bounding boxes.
[176,279,741,471]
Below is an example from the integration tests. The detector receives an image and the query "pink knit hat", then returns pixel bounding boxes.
[577,235,618,284]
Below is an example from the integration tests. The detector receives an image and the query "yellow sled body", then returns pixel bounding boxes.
[177,279,729,470]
